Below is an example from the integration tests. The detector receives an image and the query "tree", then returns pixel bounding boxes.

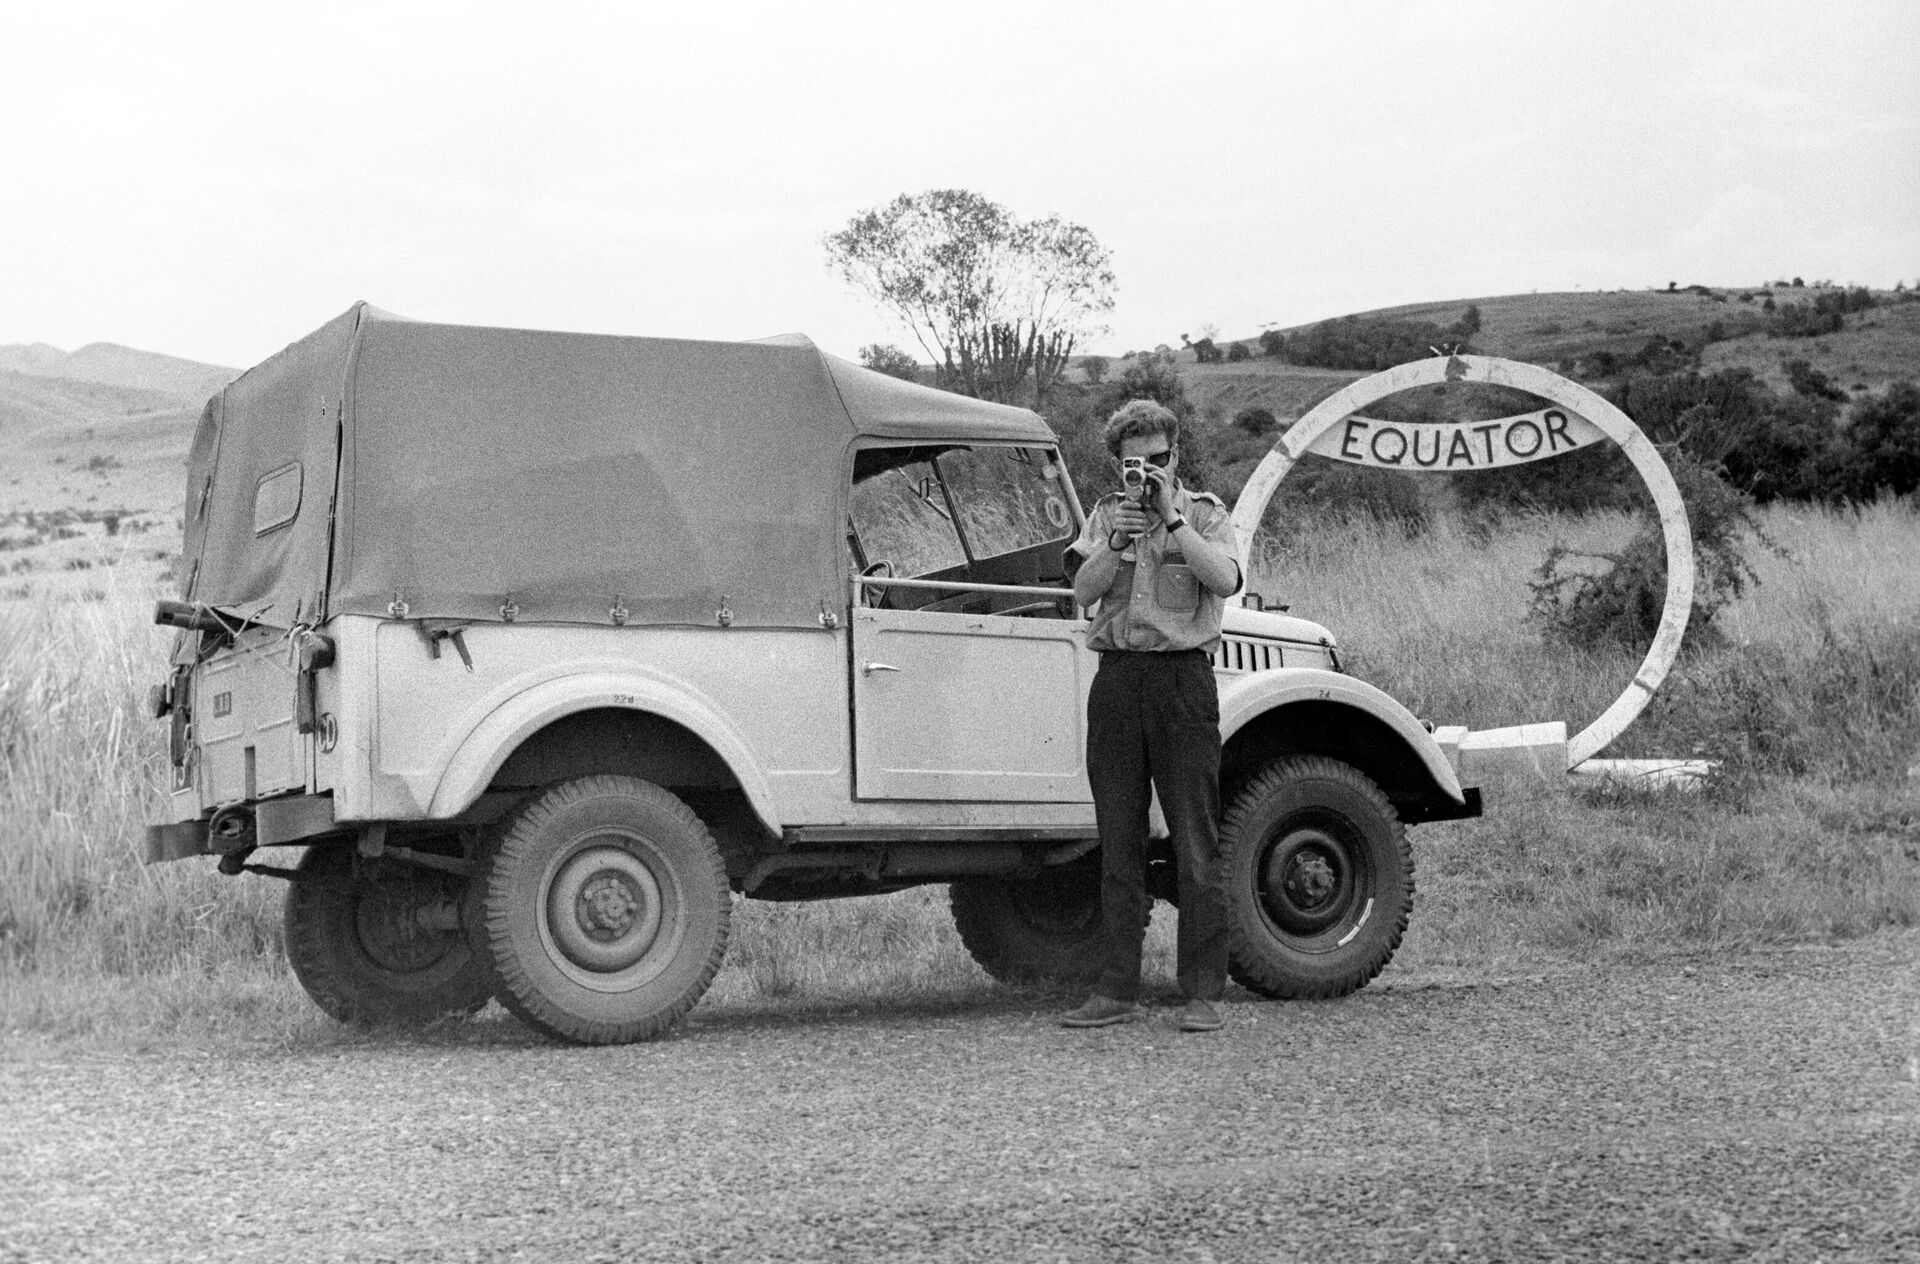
[858,344,921,381]
[823,190,1115,406]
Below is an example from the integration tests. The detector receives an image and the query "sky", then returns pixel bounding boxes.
[2,0,1915,370]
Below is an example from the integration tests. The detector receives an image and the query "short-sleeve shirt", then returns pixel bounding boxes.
[1069,486,1240,653]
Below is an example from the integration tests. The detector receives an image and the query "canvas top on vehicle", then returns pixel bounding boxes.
[179,302,1055,635]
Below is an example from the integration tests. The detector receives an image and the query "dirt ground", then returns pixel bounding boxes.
[5,932,1917,1263]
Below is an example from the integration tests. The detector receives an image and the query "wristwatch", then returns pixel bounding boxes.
[1165,516,1187,534]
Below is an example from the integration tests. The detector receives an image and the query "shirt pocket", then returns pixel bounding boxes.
[1155,563,1200,613]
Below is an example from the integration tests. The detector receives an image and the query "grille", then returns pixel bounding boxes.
[1213,635,1286,674]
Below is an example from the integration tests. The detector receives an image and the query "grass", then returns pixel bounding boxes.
[2,500,1917,1049]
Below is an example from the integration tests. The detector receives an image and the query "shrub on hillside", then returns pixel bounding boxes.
[1079,355,1108,385]
[1226,340,1252,362]
[1771,301,1845,338]
[1266,315,1474,371]
[1232,406,1279,436]
[1526,450,1771,651]
[1455,443,1640,521]
[1040,358,1218,500]
[1784,358,1847,402]
[1836,381,1920,499]
[1285,461,1431,537]
[858,343,922,381]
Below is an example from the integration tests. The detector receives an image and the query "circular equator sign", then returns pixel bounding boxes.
[1229,355,1694,769]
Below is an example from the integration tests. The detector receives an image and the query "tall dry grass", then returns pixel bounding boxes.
[1259,497,1920,969]
[2,501,1916,1045]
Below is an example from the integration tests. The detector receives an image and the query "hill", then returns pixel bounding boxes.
[0,344,232,590]
[0,341,233,402]
[1164,284,1918,425]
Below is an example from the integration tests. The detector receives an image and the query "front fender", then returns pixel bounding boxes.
[426,668,782,832]
[1217,667,1466,804]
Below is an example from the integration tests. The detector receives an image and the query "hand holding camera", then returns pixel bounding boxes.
[1120,456,1175,526]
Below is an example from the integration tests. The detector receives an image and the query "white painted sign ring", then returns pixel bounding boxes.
[1228,355,1694,769]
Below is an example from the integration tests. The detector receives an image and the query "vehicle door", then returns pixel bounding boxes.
[847,444,1094,802]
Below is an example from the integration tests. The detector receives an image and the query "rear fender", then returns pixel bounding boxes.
[427,670,780,833]
[1217,667,1466,805]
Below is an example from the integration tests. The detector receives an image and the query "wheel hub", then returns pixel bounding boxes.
[1282,850,1337,909]
[579,874,640,938]
[1257,826,1352,934]
[545,841,665,974]
[355,882,459,974]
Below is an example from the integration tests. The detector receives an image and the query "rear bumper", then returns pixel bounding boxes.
[143,794,340,865]
[144,820,209,864]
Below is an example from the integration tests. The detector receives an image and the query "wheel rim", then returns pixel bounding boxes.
[1253,812,1374,948]
[536,830,680,992]
[354,881,462,975]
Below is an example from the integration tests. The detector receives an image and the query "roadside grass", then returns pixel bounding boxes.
[2,500,1916,1049]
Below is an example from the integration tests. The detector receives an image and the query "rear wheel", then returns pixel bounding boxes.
[473,775,730,1045]
[1222,756,1413,999]
[284,843,493,1025]
[950,860,1107,985]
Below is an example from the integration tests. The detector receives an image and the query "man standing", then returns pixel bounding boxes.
[1061,400,1242,1033]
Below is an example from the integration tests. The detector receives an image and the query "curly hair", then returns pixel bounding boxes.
[1102,399,1179,458]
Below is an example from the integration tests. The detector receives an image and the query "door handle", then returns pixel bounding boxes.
[863,662,901,677]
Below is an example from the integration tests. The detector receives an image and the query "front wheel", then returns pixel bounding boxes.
[1222,756,1413,999]
[472,775,730,1045]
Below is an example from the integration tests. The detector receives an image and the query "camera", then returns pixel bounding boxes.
[1121,456,1153,509]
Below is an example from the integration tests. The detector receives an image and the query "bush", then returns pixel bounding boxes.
[1258,330,1286,358]
[858,343,922,381]
[1040,358,1218,500]
[1527,450,1771,650]
[1837,381,1920,499]
[1784,358,1846,402]
[1271,315,1473,371]
[1079,355,1108,386]
[1226,340,1252,363]
[1771,301,1845,338]
[1232,406,1279,436]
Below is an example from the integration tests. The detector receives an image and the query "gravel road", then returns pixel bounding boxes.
[5,933,1918,1263]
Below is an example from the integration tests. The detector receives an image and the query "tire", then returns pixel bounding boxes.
[1222,756,1413,1000]
[950,861,1107,985]
[283,843,494,1025]
[472,775,730,1045]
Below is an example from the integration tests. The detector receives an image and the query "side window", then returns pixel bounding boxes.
[937,447,1074,560]
[253,462,303,535]
[848,459,966,578]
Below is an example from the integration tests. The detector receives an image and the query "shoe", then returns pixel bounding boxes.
[1059,995,1143,1028]
[1178,998,1224,1032]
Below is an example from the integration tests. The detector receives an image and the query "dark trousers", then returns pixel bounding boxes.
[1085,649,1227,1002]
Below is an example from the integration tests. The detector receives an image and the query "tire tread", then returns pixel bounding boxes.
[476,775,729,1045]
[1222,755,1413,1000]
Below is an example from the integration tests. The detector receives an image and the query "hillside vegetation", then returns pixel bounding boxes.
[1145,282,1919,432]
